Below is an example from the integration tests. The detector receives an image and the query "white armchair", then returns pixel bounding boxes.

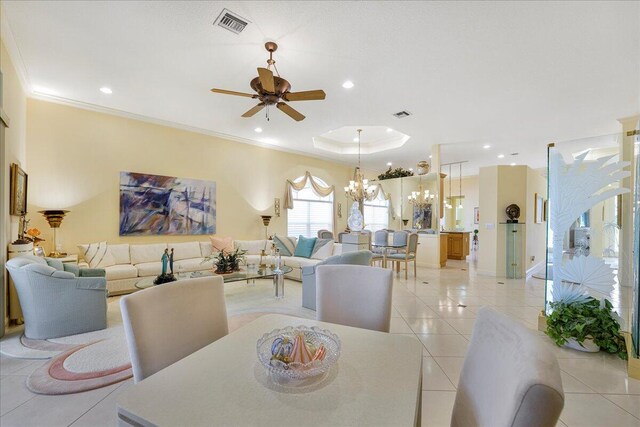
[5,255,107,340]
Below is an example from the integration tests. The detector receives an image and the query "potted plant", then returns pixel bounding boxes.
[203,248,247,274]
[377,167,414,180]
[545,285,627,359]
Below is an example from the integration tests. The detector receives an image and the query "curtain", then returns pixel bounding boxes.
[284,171,335,209]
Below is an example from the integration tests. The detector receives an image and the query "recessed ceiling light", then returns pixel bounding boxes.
[99,87,112,94]
[342,80,354,89]
[483,144,491,149]
[510,162,516,166]
[386,128,393,133]
[254,127,263,133]
[429,155,432,159]
[409,168,413,171]
[387,162,392,166]
[497,154,505,159]
[353,137,359,142]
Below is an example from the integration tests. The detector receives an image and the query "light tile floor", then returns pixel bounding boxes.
[1,260,639,426]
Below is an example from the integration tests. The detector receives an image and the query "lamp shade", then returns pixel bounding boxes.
[39,210,69,228]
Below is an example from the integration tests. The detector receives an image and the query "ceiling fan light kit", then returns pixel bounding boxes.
[210,42,326,121]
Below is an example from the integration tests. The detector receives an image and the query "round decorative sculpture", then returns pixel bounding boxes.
[505,204,521,223]
[347,202,364,232]
[416,161,430,176]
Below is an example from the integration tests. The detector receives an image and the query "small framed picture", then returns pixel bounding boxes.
[534,193,544,224]
[10,163,28,216]
[543,199,548,222]
[473,207,480,224]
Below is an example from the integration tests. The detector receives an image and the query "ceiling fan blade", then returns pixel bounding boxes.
[276,102,305,121]
[211,88,257,98]
[282,90,326,102]
[257,67,276,93]
[241,102,266,118]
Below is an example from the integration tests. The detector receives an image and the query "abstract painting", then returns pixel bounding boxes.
[413,204,432,230]
[119,172,216,235]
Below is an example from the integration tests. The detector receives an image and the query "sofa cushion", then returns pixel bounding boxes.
[135,262,162,277]
[130,244,168,265]
[332,243,343,256]
[273,235,297,256]
[200,241,213,258]
[210,236,234,253]
[294,236,316,258]
[235,240,268,255]
[311,239,334,260]
[108,244,131,265]
[45,258,65,271]
[105,264,138,281]
[63,263,80,276]
[174,258,210,273]
[283,256,320,269]
[170,242,202,261]
[78,241,116,268]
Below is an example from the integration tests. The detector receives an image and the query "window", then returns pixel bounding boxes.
[364,191,389,232]
[287,176,333,238]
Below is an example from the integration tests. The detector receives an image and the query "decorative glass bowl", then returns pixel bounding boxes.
[257,325,341,380]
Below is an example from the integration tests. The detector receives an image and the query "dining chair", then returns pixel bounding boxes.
[317,229,334,239]
[120,276,228,382]
[372,229,389,255]
[316,265,393,332]
[451,307,564,427]
[387,232,418,279]
[337,231,349,243]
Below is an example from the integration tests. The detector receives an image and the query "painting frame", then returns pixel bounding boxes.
[534,193,544,224]
[473,207,480,224]
[119,171,216,236]
[10,163,28,216]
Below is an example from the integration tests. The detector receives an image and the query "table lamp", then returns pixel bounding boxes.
[39,210,69,258]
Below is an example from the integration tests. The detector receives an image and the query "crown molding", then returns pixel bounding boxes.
[29,92,353,167]
[0,5,31,93]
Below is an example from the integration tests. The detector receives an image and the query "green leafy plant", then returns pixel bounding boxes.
[377,167,414,180]
[546,297,627,360]
[202,248,247,273]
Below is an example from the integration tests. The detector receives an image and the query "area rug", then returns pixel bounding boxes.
[0,302,133,395]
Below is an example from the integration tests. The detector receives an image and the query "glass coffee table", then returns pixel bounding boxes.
[135,266,293,298]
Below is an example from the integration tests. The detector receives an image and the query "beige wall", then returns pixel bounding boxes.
[478,167,498,275]
[25,99,353,255]
[525,167,547,274]
[478,165,546,277]
[1,38,27,333]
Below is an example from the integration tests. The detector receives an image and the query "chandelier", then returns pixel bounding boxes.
[408,184,434,209]
[344,129,377,203]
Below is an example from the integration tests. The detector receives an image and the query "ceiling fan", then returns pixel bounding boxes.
[210,42,326,122]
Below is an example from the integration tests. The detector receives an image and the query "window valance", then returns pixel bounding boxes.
[284,171,335,209]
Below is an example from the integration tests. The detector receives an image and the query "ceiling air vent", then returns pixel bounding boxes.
[214,9,250,34]
[393,110,412,118]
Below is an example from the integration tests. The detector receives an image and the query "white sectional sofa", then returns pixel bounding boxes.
[79,239,342,295]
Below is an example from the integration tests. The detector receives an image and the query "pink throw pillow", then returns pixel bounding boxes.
[210,236,234,253]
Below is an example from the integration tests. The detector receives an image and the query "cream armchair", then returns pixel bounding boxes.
[5,256,107,339]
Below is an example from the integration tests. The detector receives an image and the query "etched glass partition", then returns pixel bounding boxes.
[544,133,632,332]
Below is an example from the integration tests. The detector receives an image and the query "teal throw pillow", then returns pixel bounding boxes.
[273,235,297,256]
[294,236,317,258]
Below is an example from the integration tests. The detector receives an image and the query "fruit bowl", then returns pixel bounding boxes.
[256,325,341,380]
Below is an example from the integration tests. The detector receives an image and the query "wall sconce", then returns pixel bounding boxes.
[337,202,342,218]
[274,198,281,217]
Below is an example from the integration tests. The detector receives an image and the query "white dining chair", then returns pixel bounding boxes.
[316,265,392,332]
[451,307,564,427]
[120,276,228,382]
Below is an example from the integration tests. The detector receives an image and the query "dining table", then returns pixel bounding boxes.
[116,314,423,427]
[370,242,408,269]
